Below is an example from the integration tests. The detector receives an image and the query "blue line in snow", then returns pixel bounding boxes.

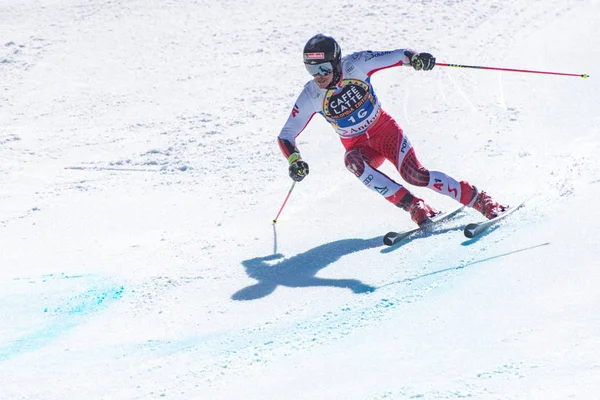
[0,277,125,362]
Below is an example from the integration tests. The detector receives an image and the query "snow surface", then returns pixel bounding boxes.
[1,0,599,399]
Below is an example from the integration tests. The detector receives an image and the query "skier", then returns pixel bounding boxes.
[277,34,505,226]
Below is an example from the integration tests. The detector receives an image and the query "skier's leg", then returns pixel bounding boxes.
[364,117,472,205]
[399,146,475,204]
[344,147,436,225]
[400,145,506,218]
[364,112,505,219]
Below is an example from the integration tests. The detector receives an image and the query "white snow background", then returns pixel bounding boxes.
[1,0,599,399]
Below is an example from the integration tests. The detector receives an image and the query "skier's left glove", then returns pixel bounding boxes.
[288,153,309,182]
[405,50,436,71]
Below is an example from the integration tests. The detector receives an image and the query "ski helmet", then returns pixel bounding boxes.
[303,34,342,88]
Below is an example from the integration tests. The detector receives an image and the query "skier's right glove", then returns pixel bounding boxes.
[288,153,309,182]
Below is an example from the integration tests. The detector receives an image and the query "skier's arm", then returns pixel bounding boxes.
[277,89,316,182]
[351,49,436,76]
[277,89,316,157]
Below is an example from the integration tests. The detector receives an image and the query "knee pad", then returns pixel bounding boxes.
[345,149,366,177]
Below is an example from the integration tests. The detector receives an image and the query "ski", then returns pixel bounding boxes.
[463,199,527,239]
[383,206,465,246]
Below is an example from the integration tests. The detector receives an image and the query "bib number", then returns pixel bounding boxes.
[348,108,368,124]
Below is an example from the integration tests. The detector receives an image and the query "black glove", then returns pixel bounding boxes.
[405,51,436,71]
[288,153,309,182]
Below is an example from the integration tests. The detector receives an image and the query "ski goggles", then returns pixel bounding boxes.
[304,62,333,76]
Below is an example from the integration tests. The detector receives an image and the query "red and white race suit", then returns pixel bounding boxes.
[278,49,477,210]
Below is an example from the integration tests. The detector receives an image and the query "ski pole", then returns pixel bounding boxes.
[437,63,590,78]
[272,181,296,224]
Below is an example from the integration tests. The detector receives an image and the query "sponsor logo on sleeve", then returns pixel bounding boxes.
[364,51,393,61]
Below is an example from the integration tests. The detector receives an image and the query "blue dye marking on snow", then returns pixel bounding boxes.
[51,285,125,315]
[0,274,125,362]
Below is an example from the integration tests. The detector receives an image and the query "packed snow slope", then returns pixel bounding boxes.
[1,0,599,399]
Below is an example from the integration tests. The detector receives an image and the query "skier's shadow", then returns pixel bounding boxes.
[232,237,381,301]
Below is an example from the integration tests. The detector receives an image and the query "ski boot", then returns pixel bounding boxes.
[408,198,438,226]
[471,190,506,219]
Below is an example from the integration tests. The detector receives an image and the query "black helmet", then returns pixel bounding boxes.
[303,34,341,65]
[303,34,342,88]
